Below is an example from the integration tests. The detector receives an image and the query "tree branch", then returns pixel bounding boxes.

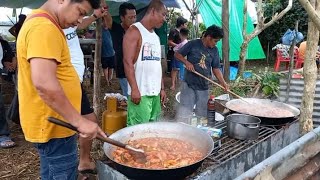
[298,0,320,31]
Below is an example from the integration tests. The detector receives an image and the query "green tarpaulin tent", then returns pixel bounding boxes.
[197,0,266,61]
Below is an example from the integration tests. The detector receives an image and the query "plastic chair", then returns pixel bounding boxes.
[295,50,304,68]
[274,49,290,71]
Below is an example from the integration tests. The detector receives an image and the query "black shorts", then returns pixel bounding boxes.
[101,56,115,69]
[81,85,94,115]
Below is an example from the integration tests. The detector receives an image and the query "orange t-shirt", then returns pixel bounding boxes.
[299,41,307,60]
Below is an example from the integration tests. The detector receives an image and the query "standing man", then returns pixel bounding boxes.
[63,7,106,178]
[175,25,228,119]
[0,36,16,148]
[123,0,167,126]
[167,16,188,90]
[16,0,106,179]
[104,2,136,97]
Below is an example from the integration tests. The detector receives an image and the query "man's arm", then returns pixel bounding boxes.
[123,26,141,104]
[167,30,177,47]
[103,11,113,29]
[174,51,194,72]
[30,59,83,125]
[168,39,177,47]
[77,9,106,30]
[29,58,107,139]
[212,68,228,90]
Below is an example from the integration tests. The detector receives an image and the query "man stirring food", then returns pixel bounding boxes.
[175,25,228,121]
[16,0,107,179]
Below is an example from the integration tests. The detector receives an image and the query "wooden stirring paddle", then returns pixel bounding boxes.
[47,117,146,158]
[192,70,250,104]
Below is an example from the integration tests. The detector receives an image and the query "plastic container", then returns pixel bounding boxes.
[197,125,222,138]
[207,95,215,126]
[190,113,198,126]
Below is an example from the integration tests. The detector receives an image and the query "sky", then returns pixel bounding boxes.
[0,0,199,24]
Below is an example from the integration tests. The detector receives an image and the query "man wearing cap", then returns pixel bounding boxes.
[167,16,188,90]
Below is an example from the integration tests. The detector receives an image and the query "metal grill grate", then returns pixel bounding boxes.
[195,120,280,172]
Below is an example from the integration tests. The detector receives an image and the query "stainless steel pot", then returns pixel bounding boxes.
[103,122,214,180]
[226,114,261,140]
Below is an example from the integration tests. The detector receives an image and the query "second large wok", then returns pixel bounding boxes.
[225,98,300,125]
[103,122,214,180]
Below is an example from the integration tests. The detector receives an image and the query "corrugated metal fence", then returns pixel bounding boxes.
[279,78,320,127]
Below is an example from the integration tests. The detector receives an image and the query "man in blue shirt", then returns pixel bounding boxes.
[175,25,228,120]
[101,28,115,86]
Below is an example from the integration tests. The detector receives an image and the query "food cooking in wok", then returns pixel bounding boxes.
[112,137,203,169]
[226,98,298,118]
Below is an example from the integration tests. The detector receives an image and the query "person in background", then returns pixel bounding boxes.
[9,14,26,39]
[175,25,228,121]
[172,27,189,89]
[101,27,115,86]
[123,0,167,126]
[16,0,106,179]
[299,41,320,69]
[84,26,96,39]
[104,2,136,97]
[168,16,188,90]
[63,6,106,179]
[0,36,17,148]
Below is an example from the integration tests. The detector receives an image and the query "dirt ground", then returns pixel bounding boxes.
[0,60,271,179]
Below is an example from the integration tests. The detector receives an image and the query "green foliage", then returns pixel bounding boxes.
[166,8,205,38]
[210,70,282,98]
[229,75,257,97]
[259,0,308,50]
[253,70,283,97]
[199,23,206,33]
[167,8,183,31]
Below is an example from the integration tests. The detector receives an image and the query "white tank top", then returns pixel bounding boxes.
[63,27,85,82]
[127,22,162,96]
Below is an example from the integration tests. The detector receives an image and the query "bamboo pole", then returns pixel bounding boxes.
[93,18,102,118]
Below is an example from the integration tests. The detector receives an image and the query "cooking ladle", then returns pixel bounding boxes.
[47,117,146,157]
[192,70,250,104]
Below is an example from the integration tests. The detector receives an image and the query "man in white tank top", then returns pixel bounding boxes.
[123,0,167,126]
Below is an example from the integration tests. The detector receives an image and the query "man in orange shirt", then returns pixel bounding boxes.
[16,0,106,179]
[299,41,307,60]
[299,41,320,69]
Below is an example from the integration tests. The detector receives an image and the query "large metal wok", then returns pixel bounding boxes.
[225,98,300,125]
[103,122,214,180]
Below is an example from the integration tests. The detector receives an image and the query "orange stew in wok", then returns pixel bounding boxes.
[112,137,204,169]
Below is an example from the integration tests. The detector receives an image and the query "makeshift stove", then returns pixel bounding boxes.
[97,119,300,180]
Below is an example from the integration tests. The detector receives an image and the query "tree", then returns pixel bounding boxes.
[298,0,320,135]
[93,19,102,117]
[298,0,320,31]
[237,0,293,77]
[166,8,182,31]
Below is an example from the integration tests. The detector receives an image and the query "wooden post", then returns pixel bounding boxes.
[285,20,299,103]
[222,0,230,82]
[300,0,319,135]
[93,18,102,119]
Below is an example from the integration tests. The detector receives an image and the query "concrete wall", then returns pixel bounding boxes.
[236,126,320,180]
